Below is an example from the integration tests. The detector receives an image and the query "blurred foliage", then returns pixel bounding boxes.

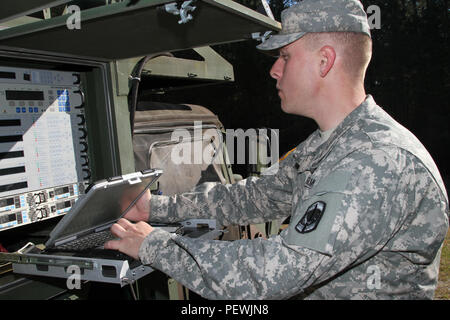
[435,230,450,299]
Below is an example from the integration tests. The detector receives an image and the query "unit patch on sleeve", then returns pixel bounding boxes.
[295,201,326,234]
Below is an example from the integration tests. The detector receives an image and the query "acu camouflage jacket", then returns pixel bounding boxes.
[140,95,449,299]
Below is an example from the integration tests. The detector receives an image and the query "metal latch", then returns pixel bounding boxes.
[252,31,273,43]
[164,0,197,24]
[252,0,275,43]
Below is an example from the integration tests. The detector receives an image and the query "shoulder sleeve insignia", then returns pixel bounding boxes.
[295,201,326,234]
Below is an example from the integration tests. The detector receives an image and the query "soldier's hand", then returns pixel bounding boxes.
[124,189,151,222]
[104,218,153,260]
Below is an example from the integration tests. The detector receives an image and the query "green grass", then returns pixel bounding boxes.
[435,230,450,300]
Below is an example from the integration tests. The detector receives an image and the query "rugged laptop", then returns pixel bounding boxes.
[45,169,162,251]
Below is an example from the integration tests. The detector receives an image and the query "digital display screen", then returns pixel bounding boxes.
[0,72,15,79]
[56,201,71,210]
[0,135,23,143]
[0,120,21,127]
[55,186,70,195]
[5,90,44,101]
[0,213,16,224]
[0,181,28,193]
[0,198,14,208]
[0,166,26,176]
[0,151,24,160]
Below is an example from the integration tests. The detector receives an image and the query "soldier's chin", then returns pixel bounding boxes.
[280,101,294,114]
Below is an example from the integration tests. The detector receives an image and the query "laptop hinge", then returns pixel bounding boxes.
[95,224,113,233]
[54,235,77,247]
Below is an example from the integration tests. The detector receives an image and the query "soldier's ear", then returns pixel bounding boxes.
[318,45,336,78]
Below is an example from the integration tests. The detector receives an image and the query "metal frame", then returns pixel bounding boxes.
[0,0,281,60]
[1,219,219,287]
[10,252,154,287]
[0,0,72,24]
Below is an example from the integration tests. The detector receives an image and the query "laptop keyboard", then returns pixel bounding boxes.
[55,230,117,251]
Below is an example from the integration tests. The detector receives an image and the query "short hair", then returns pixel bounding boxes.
[303,32,372,81]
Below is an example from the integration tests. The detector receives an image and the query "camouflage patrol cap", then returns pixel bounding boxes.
[257,0,371,51]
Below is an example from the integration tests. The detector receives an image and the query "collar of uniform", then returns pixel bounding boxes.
[293,95,376,169]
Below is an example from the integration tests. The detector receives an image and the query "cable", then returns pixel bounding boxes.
[129,282,138,300]
[128,52,174,136]
[134,280,140,300]
[122,277,138,300]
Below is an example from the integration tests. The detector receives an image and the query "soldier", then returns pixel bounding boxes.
[105,0,449,299]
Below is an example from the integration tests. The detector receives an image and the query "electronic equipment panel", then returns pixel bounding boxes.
[0,65,89,231]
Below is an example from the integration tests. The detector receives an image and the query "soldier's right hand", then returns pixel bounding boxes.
[124,189,151,222]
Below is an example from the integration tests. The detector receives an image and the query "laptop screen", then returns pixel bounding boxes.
[49,171,161,243]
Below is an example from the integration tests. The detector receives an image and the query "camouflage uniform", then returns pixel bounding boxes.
[140,95,449,299]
